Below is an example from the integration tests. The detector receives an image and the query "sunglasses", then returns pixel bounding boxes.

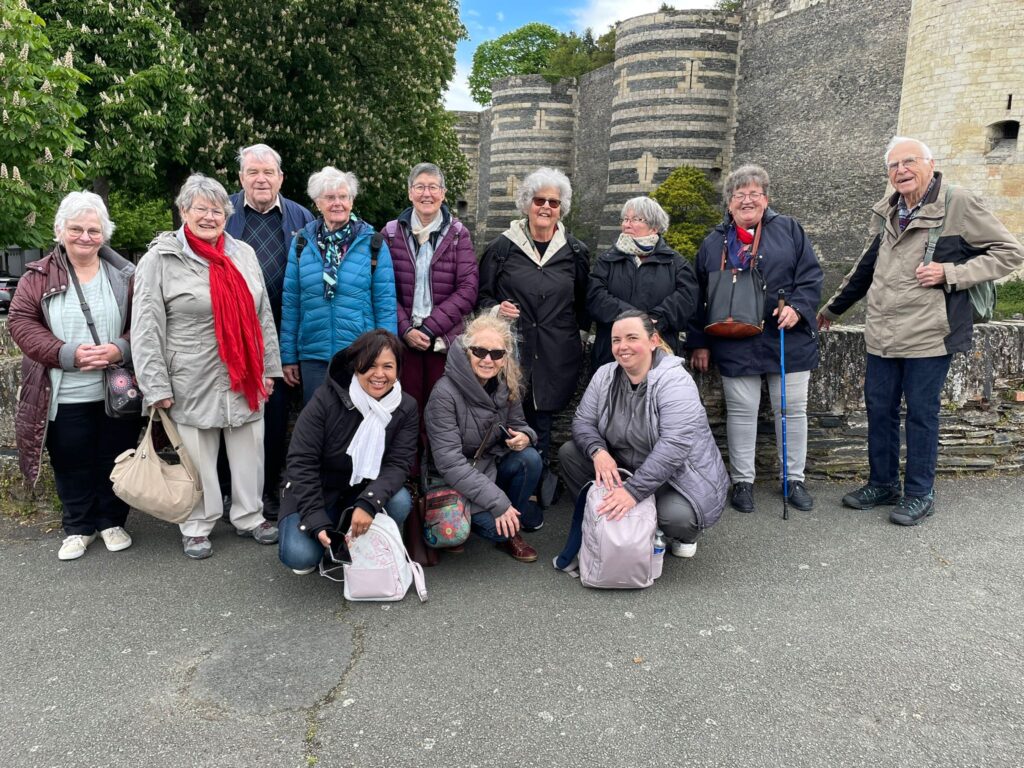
[469,346,507,361]
[532,196,561,209]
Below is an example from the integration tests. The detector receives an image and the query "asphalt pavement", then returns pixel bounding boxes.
[3,475,1023,768]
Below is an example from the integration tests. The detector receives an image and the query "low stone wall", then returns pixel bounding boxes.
[2,318,1023,512]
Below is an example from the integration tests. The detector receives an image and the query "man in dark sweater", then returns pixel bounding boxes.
[223,144,315,518]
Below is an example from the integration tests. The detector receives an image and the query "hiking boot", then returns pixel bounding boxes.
[238,520,279,545]
[99,526,133,552]
[842,483,900,510]
[182,536,212,560]
[58,533,97,561]
[497,533,538,563]
[784,481,814,511]
[670,539,697,558]
[730,482,755,513]
[889,493,935,526]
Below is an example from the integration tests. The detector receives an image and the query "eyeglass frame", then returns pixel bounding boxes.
[531,196,561,209]
[469,346,507,361]
[410,183,445,194]
[885,155,928,173]
[730,191,766,202]
[65,225,105,241]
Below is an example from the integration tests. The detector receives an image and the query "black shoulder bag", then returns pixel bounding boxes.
[704,224,767,339]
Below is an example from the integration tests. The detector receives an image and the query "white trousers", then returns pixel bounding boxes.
[176,419,266,538]
[721,371,810,484]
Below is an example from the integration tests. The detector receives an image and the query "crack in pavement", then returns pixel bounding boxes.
[303,615,365,766]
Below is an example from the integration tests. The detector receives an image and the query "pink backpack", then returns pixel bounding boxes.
[336,514,427,603]
[579,483,662,589]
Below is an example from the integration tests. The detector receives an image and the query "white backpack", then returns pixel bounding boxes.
[325,514,427,603]
[579,482,661,589]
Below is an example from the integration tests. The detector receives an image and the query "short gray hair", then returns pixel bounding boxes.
[408,162,446,190]
[307,166,359,202]
[53,191,115,242]
[621,197,670,234]
[238,143,283,173]
[516,167,572,216]
[175,174,234,217]
[724,164,770,205]
[884,136,933,166]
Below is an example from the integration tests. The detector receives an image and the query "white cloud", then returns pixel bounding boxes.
[568,0,716,34]
[444,60,482,112]
[496,11,505,21]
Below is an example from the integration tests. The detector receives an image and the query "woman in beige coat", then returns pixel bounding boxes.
[133,174,283,559]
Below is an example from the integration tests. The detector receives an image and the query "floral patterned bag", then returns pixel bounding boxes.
[422,424,494,549]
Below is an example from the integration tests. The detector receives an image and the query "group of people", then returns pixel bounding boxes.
[10,135,1023,576]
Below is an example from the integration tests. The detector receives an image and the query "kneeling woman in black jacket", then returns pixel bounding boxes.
[278,330,418,575]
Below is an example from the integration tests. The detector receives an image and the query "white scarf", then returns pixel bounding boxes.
[410,211,443,325]
[346,376,404,485]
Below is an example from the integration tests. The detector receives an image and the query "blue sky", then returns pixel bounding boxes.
[445,0,717,110]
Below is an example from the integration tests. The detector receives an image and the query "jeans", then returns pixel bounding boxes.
[864,353,952,498]
[46,401,141,535]
[278,487,413,571]
[470,448,543,542]
[299,359,330,406]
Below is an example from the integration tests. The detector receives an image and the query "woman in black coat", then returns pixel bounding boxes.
[587,196,699,367]
[478,167,590,503]
[277,330,418,575]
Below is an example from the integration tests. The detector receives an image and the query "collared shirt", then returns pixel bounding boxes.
[243,195,282,214]
[897,176,937,232]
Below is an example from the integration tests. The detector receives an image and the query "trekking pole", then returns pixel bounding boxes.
[778,290,789,521]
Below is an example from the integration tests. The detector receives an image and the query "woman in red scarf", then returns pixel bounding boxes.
[132,174,283,560]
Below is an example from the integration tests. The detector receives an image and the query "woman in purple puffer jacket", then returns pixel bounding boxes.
[381,162,479,422]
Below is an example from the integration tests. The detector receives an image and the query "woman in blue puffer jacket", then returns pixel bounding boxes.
[281,167,397,403]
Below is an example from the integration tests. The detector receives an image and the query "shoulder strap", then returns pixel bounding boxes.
[66,256,102,346]
[923,185,954,265]
[293,230,307,265]
[405,554,428,602]
[369,231,384,275]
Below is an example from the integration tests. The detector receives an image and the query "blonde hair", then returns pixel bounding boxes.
[461,314,524,401]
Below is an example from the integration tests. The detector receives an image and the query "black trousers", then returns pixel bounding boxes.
[46,401,141,535]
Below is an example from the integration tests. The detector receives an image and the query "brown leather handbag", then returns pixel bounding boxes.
[704,224,767,339]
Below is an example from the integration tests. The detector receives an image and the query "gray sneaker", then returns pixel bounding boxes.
[238,520,279,545]
[182,536,212,560]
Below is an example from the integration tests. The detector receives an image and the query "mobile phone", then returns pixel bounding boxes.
[497,424,513,440]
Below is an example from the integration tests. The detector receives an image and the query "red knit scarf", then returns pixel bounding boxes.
[184,225,267,411]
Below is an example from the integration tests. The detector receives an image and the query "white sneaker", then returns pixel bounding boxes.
[58,533,97,561]
[670,539,697,558]
[99,526,133,552]
[291,566,316,576]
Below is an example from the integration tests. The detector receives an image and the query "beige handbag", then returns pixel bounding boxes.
[110,407,203,523]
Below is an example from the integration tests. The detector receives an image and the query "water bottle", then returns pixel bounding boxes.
[652,529,666,580]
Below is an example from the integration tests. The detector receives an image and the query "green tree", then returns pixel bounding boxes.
[544,27,615,80]
[190,0,468,226]
[0,0,88,248]
[715,0,743,11]
[468,22,561,106]
[650,166,721,258]
[34,0,202,201]
[107,189,171,256]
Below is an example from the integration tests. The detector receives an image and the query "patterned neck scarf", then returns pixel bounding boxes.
[315,216,358,300]
[726,224,756,269]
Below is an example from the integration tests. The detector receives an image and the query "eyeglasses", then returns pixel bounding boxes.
[731,192,765,202]
[469,346,507,361]
[319,194,351,204]
[621,216,647,225]
[66,226,104,240]
[886,156,925,173]
[191,206,226,219]
[532,197,561,209]
[411,183,444,194]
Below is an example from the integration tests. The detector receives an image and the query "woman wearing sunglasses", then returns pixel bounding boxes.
[424,315,543,562]
[478,167,590,507]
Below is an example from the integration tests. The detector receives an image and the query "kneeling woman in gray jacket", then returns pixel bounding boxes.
[424,315,543,563]
[555,310,728,566]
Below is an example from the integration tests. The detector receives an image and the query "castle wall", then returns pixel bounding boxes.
[897,0,1024,248]
[603,10,741,252]
[570,63,616,252]
[732,0,911,303]
[480,75,577,245]
[451,111,480,237]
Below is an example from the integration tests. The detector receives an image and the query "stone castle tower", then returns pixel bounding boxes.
[455,0,1022,282]
[897,0,1023,239]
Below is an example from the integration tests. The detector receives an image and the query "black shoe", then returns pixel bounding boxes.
[889,493,935,526]
[262,492,280,522]
[842,483,900,510]
[730,482,755,513]
[784,480,814,511]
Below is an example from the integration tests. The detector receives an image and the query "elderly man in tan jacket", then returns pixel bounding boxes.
[817,136,1024,526]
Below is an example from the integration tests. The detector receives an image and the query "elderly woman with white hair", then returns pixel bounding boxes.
[281,166,397,404]
[133,174,283,560]
[478,167,590,506]
[10,192,141,561]
[587,196,699,367]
